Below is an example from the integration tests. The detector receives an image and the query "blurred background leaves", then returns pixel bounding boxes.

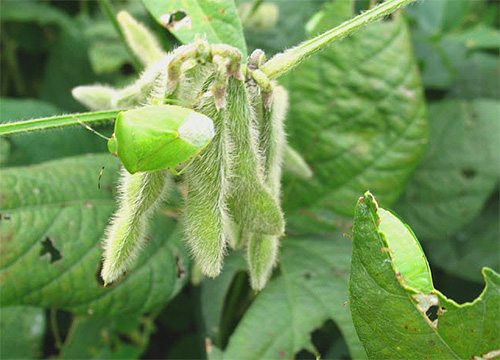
[0,0,498,358]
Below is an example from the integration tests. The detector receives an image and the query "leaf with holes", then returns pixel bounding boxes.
[0,154,190,316]
[395,99,500,242]
[142,0,247,59]
[350,192,500,359]
[216,235,366,360]
[282,1,428,233]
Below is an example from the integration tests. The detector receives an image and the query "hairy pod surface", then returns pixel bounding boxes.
[117,11,164,67]
[246,85,289,290]
[227,79,284,236]
[101,169,172,284]
[183,89,234,278]
[112,55,170,109]
[71,85,116,111]
[246,233,280,290]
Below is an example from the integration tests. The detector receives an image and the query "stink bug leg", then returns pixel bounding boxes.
[169,156,196,176]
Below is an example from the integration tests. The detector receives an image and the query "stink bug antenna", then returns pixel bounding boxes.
[74,117,110,141]
[98,166,105,190]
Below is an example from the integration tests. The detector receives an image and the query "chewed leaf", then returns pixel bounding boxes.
[142,0,247,59]
[349,191,500,359]
[0,154,190,316]
[378,208,433,293]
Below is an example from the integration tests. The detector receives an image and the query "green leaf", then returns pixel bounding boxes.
[450,52,500,100]
[240,0,327,57]
[282,2,428,231]
[350,192,500,359]
[0,306,46,359]
[39,19,99,111]
[0,0,71,27]
[142,0,247,59]
[396,99,500,241]
[0,154,189,316]
[0,97,108,166]
[406,0,471,35]
[447,25,500,50]
[86,22,132,75]
[59,314,153,359]
[408,2,500,97]
[424,191,500,283]
[221,235,366,359]
[200,254,246,344]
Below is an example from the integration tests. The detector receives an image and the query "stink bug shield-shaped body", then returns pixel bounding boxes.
[108,105,215,174]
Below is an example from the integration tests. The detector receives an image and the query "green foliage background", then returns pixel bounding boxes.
[0,0,498,359]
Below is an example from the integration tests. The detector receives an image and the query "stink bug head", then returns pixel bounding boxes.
[110,105,215,174]
[107,135,118,156]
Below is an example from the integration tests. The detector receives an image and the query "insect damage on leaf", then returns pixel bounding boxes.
[160,9,192,31]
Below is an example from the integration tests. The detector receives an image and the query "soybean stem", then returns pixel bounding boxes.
[0,110,122,136]
[260,0,417,80]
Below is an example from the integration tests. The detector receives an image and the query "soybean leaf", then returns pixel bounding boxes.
[450,52,500,100]
[1,1,99,111]
[350,192,500,359]
[200,253,247,345]
[407,0,500,97]
[447,25,500,51]
[0,97,108,166]
[0,0,71,27]
[142,0,247,59]
[0,306,46,359]
[0,154,190,316]
[221,235,366,359]
[59,314,153,359]
[282,1,427,232]
[396,99,500,242]
[39,18,99,111]
[85,21,132,75]
[424,191,500,283]
[406,0,471,35]
[240,0,327,56]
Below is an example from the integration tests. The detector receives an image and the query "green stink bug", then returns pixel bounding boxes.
[108,105,215,174]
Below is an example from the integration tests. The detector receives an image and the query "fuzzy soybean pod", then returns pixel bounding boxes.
[247,86,288,290]
[183,89,234,278]
[227,79,284,236]
[101,169,172,285]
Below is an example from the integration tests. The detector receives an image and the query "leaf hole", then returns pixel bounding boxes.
[39,237,62,263]
[303,271,313,280]
[297,320,350,359]
[426,305,439,322]
[174,253,186,280]
[461,168,477,179]
[160,9,192,31]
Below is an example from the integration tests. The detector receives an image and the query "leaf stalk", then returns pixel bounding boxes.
[260,0,417,79]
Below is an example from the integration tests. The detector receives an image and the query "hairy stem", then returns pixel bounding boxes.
[0,110,122,136]
[260,0,416,80]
